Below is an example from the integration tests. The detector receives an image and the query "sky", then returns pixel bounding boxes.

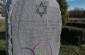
[0,0,85,10]
[67,0,85,10]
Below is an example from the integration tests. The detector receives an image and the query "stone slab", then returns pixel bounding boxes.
[6,0,62,55]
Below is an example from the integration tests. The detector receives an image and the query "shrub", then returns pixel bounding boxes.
[61,26,85,45]
[66,22,85,28]
[57,0,69,24]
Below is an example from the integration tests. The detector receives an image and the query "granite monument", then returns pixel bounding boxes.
[6,0,62,55]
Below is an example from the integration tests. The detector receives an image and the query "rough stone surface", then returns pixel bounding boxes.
[6,0,62,55]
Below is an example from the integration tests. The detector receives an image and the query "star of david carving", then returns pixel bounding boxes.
[36,2,47,17]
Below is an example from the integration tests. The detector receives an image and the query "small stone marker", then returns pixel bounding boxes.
[6,0,62,55]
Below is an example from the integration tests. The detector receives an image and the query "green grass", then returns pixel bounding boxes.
[59,44,85,55]
[0,19,85,55]
[68,18,85,21]
[0,19,6,40]
[0,39,6,55]
[0,40,6,49]
[0,19,5,32]
[0,19,6,55]
[67,18,85,23]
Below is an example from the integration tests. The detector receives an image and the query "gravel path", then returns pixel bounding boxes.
[0,14,5,19]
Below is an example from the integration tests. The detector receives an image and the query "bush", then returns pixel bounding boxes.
[0,50,6,55]
[61,26,85,45]
[66,22,85,28]
[57,0,69,24]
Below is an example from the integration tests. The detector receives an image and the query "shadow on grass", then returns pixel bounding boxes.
[0,50,6,55]
[0,31,6,40]
[61,40,79,46]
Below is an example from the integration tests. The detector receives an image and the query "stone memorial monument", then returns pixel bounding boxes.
[6,0,62,55]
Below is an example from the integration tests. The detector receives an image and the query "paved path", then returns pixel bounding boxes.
[0,14,5,19]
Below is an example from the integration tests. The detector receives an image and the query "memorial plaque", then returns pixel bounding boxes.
[6,0,62,55]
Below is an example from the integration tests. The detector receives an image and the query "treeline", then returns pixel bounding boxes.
[69,8,85,18]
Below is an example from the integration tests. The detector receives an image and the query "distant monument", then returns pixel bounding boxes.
[6,0,62,55]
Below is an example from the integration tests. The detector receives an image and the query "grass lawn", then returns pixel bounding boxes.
[68,18,85,21]
[0,19,6,55]
[0,19,5,32]
[59,44,85,55]
[0,19,85,55]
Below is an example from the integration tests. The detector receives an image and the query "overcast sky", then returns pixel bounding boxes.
[67,0,85,10]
